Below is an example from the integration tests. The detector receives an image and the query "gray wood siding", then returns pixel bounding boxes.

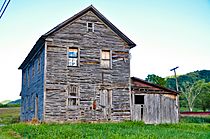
[20,47,45,121]
[44,11,131,122]
[135,94,179,124]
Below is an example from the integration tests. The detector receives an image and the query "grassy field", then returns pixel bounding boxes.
[0,107,20,125]
[0,121,210,139]
[0,107,210,139]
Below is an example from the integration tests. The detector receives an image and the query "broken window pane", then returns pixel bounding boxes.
[68,48,78,66]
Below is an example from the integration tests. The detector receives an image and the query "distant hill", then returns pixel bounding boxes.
[8,99,21,105]
[0,100,11,105]
[166,70,210,90]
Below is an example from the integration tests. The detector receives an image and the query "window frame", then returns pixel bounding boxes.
[86,22,94,32]
[38,55,41,73]
[100,49,112,69]
[134,95,145,104]
[67,84,80,107]
[27,67,30,87]
[100,89,112,108]
[32,62,35,78]
[67,47,79,67]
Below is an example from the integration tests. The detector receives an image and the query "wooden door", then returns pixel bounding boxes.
[35,96,38,119]
[100,90,112,120]
[133,95,144,121]
[133,104,144,120]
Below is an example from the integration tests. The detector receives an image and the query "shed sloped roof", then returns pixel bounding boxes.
[131,77,178,94]
[18,5,136,69]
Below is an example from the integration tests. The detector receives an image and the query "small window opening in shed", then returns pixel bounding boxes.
[135,95,144,104]
[87,22,94,32]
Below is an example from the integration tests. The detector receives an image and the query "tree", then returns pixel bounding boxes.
[180,80,207,112]
[145,74,166,87]
[195,82,210,112]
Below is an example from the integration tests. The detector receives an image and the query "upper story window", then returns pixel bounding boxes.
[68,48,78,67]
[101,50,111,68]
[38,55,41,72]
[32,63,35,78]
[67,84,79,106]
[87,22,94,32]
[27,67,30,87]
[23,71,26,84]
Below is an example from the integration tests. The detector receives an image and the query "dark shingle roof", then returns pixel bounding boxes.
[131,77,178,94]
[18,5,136,69]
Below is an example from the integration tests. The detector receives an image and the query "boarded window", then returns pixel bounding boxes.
[101,50,111,68]
[100,90,112,107]
[67,84,79,106]
[68,48,78,67]
[135,95,144,104]
[23,71,26,84]
[35,95,38,118]
[32,63,35,78]
[38,55,40,72]
[87,22,94,32]
[27,68,30,87]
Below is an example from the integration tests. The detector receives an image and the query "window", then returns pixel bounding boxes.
[135,95,144,104]
[23,71,26,84]
[35,95,38,118]
[100,90,112,107]
[38,55,40,72]
[32,63,35,78]
[87,22,94,32]
[27,68,30,87]
[67,84,79,106]
[101,50,111,68]
[68,48,78,67]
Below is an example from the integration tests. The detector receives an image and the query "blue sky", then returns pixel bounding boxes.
[0,0,210,101]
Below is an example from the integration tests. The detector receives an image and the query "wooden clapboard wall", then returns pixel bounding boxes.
[131,77,179,124]
[44,10,131,122]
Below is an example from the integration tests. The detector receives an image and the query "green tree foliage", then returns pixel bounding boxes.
[166,70,210,90]
[195,82,210,112]
[180,80,210,112]
[145,74,166,87]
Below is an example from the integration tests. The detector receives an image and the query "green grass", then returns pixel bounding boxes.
[0,121,210,139]
[0,107,20,125]
[0,108,210,138]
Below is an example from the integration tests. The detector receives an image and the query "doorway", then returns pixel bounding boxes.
[35,95,38,119]
[133,95,144,120]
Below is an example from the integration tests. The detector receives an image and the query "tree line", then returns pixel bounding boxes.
[145,70,210,112]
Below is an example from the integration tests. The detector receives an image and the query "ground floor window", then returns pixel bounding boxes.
[100,89,112,107]
[67,84,80,106]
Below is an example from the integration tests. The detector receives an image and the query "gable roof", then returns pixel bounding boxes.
[18,5,136,69]
[131,77,178,94]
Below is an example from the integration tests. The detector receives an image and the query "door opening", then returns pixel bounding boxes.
[35,95,38,119]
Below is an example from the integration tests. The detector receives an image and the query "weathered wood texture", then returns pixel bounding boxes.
[131,79,179,124]
[44,11,131,122]
[20,47,45,121]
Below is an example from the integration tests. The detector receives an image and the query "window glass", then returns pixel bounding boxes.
[68,48,78,67]
[87,22,94,32]
[101,50,111,68]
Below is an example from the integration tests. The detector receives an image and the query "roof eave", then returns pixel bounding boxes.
[131,77,178,94]
[18,36,45,70]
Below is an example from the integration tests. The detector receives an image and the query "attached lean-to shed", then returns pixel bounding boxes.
[131,77,179,124]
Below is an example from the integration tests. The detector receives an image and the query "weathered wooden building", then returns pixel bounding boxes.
[19,5,179,124]
[131,77,179,124]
